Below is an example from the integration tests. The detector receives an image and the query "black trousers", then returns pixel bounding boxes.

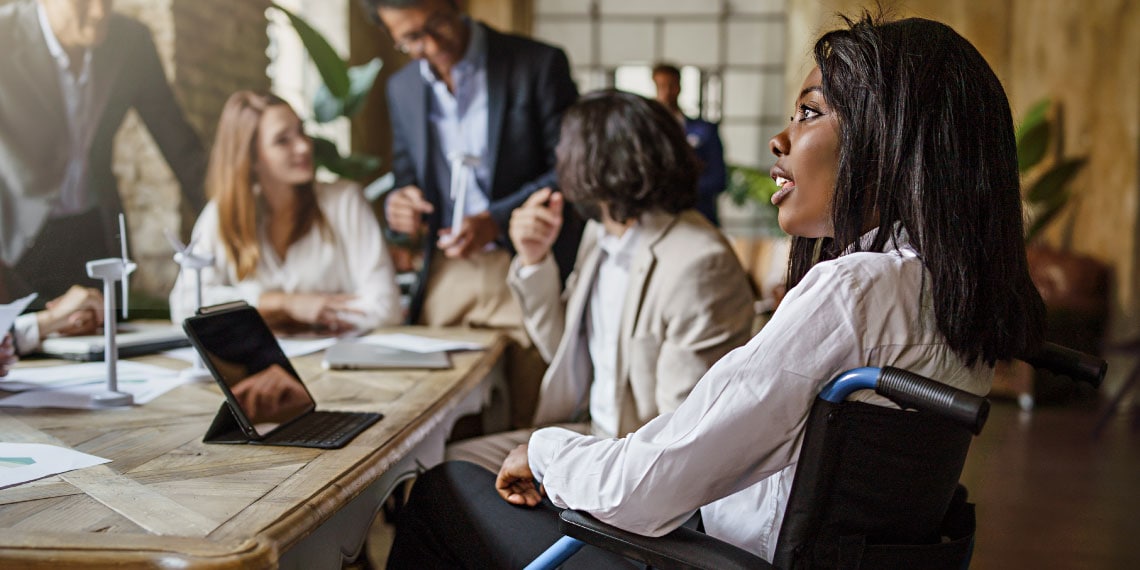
[386,461,641,569]
[9,209,113,309]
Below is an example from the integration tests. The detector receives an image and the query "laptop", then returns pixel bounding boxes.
[40,323,190,361]
[322,340,451,370]
[183,302,380,449]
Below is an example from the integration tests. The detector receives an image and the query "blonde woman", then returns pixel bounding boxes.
[170,91,400,332]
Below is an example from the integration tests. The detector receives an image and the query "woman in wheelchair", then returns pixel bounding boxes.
[385,13,1046,569]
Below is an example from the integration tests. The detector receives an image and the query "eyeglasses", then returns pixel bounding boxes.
[393,12,455,56]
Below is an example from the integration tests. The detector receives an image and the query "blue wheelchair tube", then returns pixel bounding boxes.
[819,366,989,435]
[525,536,584,570]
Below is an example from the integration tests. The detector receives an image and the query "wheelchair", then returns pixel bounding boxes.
[526,342,1105,570]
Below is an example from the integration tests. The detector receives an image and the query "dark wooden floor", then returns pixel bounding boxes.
[962,400,1139,569]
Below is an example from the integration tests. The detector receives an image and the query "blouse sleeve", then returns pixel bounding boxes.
[529,259,868,536]
[168,202,262,323]
[328,183,402,329]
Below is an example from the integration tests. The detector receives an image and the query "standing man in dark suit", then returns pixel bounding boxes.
[653,63,728,227]
[359,0,582,331]
[0,0,206,307]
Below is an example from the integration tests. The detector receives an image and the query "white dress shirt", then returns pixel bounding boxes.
[37,2,97,218]
[528,231,993,561]
[584,225,639,438]
[169,181,401,329]
[11,313,40,355]
[516,224,641,437]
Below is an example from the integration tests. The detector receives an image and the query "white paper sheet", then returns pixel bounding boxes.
[0,442,110,489]
[0,361,189,408]
[0,293,37,334]
[359,333,485,354]
[161,337,340,363]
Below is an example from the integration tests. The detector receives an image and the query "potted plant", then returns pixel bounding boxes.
[271,3,382,180]
[995,98,1109,408]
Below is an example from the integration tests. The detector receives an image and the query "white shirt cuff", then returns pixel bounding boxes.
[528,426,583,484]
[13,313,41,355]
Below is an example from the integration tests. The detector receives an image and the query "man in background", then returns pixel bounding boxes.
[653,62,728,227]
[360,0,583,427]
[0,0,206,308]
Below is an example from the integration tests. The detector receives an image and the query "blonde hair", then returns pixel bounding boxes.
[208,91,326,280]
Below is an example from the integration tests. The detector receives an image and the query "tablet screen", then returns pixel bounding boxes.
[184,305,316,437]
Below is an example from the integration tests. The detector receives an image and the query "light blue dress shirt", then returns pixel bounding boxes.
[420,18,490,230]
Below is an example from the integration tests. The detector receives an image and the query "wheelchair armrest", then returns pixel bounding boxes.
[559,510,771,570]
[1020,341,1106,388]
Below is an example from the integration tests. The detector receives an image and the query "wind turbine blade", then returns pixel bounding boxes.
[163,228,186,253]
[121,275,129,320]
[119,214,130,261]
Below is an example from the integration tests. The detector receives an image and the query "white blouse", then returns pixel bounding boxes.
[529,234,993,561]
[169,181,401,330]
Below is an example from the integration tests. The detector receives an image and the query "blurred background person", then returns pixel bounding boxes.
[169,91,400,333]
[2,285,104,375]
[446,90,754,472]
[0,0,206,308]
[652,62,727,227]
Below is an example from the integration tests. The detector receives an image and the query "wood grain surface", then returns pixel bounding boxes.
[0,326,506,569]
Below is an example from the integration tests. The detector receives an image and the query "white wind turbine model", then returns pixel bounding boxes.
[83,214,137,407]
[165,229,215,381]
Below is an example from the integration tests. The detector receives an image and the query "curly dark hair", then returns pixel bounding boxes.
[556,90,698,223]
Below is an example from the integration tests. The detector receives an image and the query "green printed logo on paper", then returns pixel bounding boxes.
[0,457,36,468]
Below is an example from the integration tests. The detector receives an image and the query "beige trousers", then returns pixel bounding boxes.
[446,423,591,473]
[418,249,547,429]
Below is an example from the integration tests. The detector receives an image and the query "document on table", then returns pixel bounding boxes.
[0,293,37,334]
[0,361,189,408]
[162,336,341,363]
[359,333,485,353]
[0,443,109,490]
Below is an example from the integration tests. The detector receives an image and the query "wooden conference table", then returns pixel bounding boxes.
[0,326,509,569]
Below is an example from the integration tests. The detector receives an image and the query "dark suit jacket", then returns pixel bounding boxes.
[0,0,206,267]
[685,117,727,227]
[385,22,582,323]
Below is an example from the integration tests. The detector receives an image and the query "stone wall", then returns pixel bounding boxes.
[111,0,270,305]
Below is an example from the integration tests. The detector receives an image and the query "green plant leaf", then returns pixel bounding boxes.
[312,136,381,180]
[1026,158,1085,204]
[1017,120,1050,174]
[271,3,350,98]
[313,58,384,122]
[1025,189,1070,242]
[344,58,383,117]
[726,165,778,206]
[1015,98,1051,142]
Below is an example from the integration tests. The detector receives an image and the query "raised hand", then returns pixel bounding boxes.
[508,188,564,267]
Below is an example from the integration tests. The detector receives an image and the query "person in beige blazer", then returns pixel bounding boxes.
[448,90,754,471]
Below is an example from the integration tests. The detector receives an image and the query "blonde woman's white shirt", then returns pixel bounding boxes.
[528,232,994,561]
[170,181,401,329]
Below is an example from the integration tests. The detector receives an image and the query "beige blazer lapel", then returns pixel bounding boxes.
[615,212,679,404]
[532,238,605,426]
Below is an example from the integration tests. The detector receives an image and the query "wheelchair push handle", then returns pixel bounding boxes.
[876,367,989,435]
[820,367,989,435]
[1020,341,1106,388]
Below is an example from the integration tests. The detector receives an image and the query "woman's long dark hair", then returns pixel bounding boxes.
[787,14,1045,366]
